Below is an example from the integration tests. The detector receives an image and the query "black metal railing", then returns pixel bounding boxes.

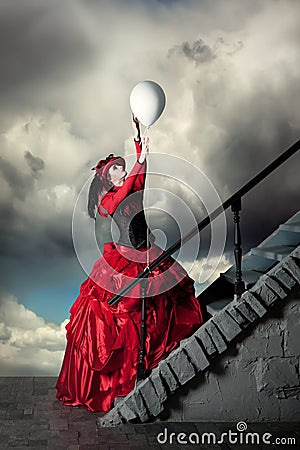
[109,139,299,307]
[110,138,299,381]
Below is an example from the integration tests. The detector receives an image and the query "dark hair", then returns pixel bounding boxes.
[87,173,105,220]
[88,154,125,219]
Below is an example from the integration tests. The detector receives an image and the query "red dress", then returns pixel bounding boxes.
[55,141,203,412]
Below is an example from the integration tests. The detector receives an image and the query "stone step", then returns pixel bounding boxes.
[279,222,300,233]
[197,276,234,305]
[253,228,300,249]
[283,210,300,224]
[221,269,263,288]
[206,298,232,316]
[251,245,296,261]
[240,254,278,273]
[247,211,300,251]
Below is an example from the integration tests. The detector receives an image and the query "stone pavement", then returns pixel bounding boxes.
[0,377,299,449]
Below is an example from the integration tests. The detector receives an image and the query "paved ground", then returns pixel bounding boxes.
[0,377,299,449]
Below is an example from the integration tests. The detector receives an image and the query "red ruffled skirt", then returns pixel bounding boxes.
[55,242,203,412]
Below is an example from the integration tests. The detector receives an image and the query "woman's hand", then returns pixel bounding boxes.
[138,137,149,164]
[131,113,141,141]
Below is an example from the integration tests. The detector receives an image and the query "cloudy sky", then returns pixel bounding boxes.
[0,0,299,375]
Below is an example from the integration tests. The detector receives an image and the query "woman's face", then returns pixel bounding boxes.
[108,163,127,186]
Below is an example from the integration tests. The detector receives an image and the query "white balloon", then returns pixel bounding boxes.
[130,80,166,127]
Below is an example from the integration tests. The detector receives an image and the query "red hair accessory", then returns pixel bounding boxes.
[91,154,125,190]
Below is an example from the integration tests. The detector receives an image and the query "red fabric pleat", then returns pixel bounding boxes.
[55,243,203,412]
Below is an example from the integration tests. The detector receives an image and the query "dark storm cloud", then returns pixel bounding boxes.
[169,39,215,64]
[0,2,298,280]
[164,12,300,254]
[0,0,95,95]
[43,220,74,258]
[24,150,45,178]
[0,156,34,201]
[0,197,74,261]
[0,323,11,342]
[0,151,72,264]
[190,75,300,252]
[206,117,299,193]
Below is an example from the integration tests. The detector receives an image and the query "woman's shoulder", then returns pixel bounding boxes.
[101,187,119,203]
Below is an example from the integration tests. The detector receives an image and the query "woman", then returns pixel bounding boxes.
[55,115,203,412]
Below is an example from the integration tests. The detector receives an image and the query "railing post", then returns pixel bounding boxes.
[231,198,245,300]
[136,277,148,382]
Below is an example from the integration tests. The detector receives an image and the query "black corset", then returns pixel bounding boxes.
[111,190,152,249]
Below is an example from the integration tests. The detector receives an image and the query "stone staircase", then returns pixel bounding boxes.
[98,211,300,427]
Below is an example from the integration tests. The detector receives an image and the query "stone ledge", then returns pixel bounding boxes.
[165,347,196,386]
[124,391,149,422]
[291,247,300,260]
[251,278,281,307]
[180,336,210,372]
[193,327,217,358]
[200,321,227,354]
[225,290,268,325]
[149,371,167,404]
[268,265,298,290]
[282,257,300,284]
[137,378,164,418]
[157,360,179,393]
[211,310,242,342]
[98,244,300,427]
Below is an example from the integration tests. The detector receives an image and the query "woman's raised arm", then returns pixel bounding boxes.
[100,160,144,215]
